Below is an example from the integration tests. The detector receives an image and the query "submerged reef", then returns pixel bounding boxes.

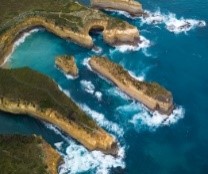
[0,134,61,174]
[55,55,78,77]
[89,56,174,115]
[0,68,118,155]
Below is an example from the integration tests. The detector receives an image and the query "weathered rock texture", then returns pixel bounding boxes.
[89,57,174,115]
[91,0,143,16]
[55,55,78,77]
[0,0,139,65]
[0,68,118,155]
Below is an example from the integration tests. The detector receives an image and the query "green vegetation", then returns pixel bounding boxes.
[0,67,98,131]
[0,0,130,34]
[0,135,50,174]
[92,57,172,102]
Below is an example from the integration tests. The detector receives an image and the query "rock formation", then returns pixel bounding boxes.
[89,56,174,115]
[0,134,61,174]
[0,67,118,155]
[0,0,139,65]
[91,0,143,16]
[55,55,78,77]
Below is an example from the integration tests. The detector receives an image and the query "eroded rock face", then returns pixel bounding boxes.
[0,68,118,156]
[91,0,143,16]
[0,1,140,65]
[55,55,78,77]
[89,56,174,115]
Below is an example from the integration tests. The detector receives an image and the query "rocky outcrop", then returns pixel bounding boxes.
[0,1,140,66]
[89,57,174,115]
[0,68,118,155]
[0,134,61,174]
[91,0,143,16]
[55,55,78,77]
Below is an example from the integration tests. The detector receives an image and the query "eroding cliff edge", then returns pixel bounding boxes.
[0,134,61,174]
[0,1,139,65]
[89,56,174,115]
[55,55,78,77]
[91,0,143,16]
[0,68,118,155]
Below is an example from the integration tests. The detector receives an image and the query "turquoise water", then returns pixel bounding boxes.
[1,0,208,173]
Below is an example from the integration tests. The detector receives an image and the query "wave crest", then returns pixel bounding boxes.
[129,105,185,130]
[141,10,206,33]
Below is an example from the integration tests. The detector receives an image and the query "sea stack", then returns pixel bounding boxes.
[89,56,174,115]
[55,55,78,77]
[91,0,143,16]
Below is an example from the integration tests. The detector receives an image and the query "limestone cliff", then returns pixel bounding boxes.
[55,55,78,77]
[91,0,143,16]
[0,1,139,65]
[89,57,174,115]
[0,68,118,155]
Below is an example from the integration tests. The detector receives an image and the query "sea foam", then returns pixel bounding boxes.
[129,105,185,131]
[44,106,125,174]
[0,28,40,66]
[141,10,206,34]
[115,35,151,53]
[80,80,95,94]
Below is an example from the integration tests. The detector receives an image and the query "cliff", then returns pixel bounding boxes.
[91,0,143,16]
[55,55,78,77]
[0,67,118,155]
[89,57,174,115]
[0,134,61,174]
[0,0,139,65]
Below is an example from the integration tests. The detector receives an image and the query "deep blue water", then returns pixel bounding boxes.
[1,0,208,173]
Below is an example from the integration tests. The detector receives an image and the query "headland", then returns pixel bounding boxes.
[0,134,61,174]
[89,56,174,115]
[91,0,143,16]
[0,67,118,155]
[0,0,139,65]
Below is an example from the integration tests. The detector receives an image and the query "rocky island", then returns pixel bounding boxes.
[91,0,143,16]
[89,56,174,115]
[0,134,61,174]
[0,0,140,65]
[0,67,118,155]
[55,55,78,77]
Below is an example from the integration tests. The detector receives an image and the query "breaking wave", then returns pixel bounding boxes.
[129,105,185,131]
[114,36,151,53]
[95,91,102,101]
[141,10,206,34]
[44,106,125,174]
[80,80,95,94]
[1,28,40,66]
[80,104,124,137]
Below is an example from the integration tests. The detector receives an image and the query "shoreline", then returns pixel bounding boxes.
[0,67,118,156]
[89,57,174,115]
[91,0,143,16]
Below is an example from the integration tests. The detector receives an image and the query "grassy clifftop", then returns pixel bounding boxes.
[0,134,61,174]
[91,57,172,102]
[0,67,98,131]
[0,0,133,34]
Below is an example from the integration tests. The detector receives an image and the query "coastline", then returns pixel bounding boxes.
[89,57,174,115]
[0,67,118,156]
[91,0,143,16]
[0,1,140,67]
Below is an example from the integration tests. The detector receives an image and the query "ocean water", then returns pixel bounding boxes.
[0,0,208,173]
